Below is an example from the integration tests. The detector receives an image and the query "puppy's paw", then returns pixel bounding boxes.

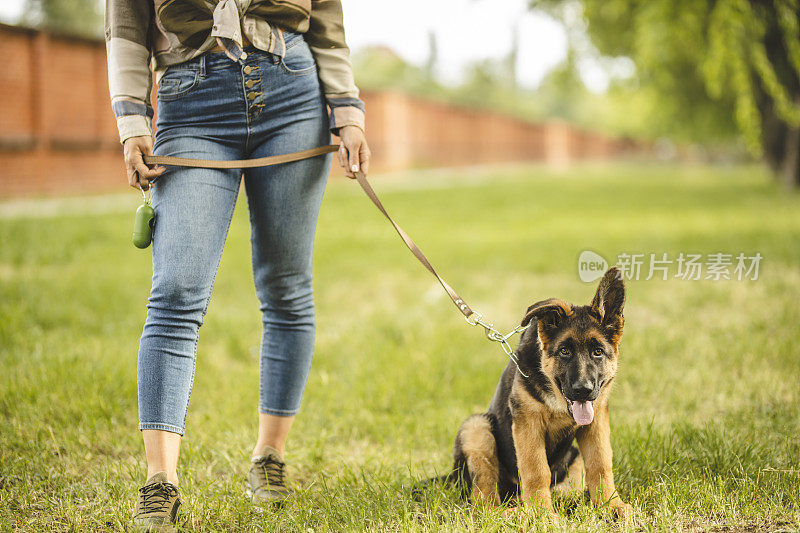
[503,504,561,528]
[528,504,558,520]
[610,501,633,518]
[500,505,519,518]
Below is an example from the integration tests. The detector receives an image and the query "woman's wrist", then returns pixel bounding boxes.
[338,124,364,134]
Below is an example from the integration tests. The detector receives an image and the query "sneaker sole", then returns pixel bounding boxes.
[245,486,290,508]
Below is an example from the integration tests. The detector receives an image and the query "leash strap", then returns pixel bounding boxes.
[142,144,474,318]
[144,144,339,169]
[352,170,473,317]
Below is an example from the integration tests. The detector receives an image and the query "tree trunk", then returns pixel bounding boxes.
[759,99,785,175]
[780,125,800,189]
[758,100,800,188]
[757,2,800,188]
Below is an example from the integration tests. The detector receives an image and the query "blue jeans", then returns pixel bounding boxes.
[138,32,331,435]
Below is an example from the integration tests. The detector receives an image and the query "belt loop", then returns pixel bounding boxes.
[199,54,207,78]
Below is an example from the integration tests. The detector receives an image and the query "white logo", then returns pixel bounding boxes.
[578,250,608,282]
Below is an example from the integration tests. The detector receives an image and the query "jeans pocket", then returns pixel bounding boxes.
[279,40,317,76]
[157,67,201,101]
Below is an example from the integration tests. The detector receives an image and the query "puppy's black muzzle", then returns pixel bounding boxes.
[560,377,605,403]
[569,382,596,402]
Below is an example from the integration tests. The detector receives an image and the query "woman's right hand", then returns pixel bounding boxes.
[123,135,165,190]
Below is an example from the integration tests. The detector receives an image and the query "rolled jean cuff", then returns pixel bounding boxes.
[258,406,300,417]
[139,422,185,435]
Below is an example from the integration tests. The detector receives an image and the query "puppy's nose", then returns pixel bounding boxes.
[570,381,594,401]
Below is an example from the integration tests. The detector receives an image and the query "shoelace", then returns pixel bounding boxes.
[136,482,178,516]
[253,455,286,489]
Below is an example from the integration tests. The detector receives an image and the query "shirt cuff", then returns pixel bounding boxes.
[329,105,365,135]
[117,114,153,144]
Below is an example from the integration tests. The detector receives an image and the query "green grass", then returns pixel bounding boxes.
[1,162,799,532]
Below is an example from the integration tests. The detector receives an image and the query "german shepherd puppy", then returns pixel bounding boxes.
[448,267,631,515]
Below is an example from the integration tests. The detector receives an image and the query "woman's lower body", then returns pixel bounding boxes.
[135,32,330,505]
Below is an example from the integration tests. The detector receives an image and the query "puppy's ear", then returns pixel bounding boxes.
[521,298,573,348]
[591,266,626,343]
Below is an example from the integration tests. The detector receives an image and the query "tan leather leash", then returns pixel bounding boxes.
[143,144,531,374]
[145,145,340,170]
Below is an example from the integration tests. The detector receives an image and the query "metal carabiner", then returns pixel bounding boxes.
[463,308,532,378]
[464,311,483,327]
[140,185,151,206]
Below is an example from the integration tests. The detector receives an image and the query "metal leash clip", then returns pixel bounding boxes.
[465,312,531,378]
[140,184,151,205]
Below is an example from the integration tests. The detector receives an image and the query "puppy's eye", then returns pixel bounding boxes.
[558,347,571,358]
[592,347,604,358]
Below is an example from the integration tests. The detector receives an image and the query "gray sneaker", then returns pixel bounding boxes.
[133,471,181,532]
[247,445,293,504]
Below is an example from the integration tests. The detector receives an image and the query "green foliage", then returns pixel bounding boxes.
[532,0,740,144]
[349,6,742,147]
[525,48,587,122]
[22,0,103,38]
[1,163,800,530]
[351,47,438,95]
[704,0,800,153]
[533,0,800,154]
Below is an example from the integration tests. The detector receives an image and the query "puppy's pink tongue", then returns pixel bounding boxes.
[571,401,594,425]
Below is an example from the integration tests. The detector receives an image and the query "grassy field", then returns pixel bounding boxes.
[1,162,799,532]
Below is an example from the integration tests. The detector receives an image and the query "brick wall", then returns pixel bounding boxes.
[0,24,643,198]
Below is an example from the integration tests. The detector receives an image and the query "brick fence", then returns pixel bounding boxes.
[0,24,643,198]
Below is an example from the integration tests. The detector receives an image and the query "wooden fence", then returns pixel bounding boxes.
[0,24,642,197]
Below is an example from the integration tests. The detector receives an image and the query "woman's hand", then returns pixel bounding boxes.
[337,125,371,178]
[123,135,165,190]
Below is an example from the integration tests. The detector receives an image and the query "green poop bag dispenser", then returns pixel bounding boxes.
[132,186,155,249]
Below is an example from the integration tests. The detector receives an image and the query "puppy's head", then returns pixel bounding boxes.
[520,267,625,426]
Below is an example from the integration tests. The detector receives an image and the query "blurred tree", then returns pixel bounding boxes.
[352,45,539,120]
[23,0,103,39]
[425,30,438,79]
[532,0,800,187]
[506,24,520,88]
[530,47,588,122]
[351,46,446,97]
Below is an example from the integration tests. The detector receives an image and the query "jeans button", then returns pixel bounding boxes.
[248,92,257,101]
[243,65,252,75]
[246,80,255,88]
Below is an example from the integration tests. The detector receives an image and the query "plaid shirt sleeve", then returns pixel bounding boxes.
[306,0,366,134]
[104,0,155,144]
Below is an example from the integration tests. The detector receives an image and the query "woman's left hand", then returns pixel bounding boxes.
[337,125,371,178]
